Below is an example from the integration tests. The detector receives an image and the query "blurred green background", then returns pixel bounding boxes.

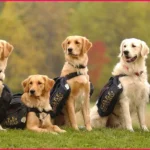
[0,2,150,101]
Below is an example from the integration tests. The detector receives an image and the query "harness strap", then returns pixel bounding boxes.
[65,72,82,80]
[116,74,126,78]
[29,108,53,118]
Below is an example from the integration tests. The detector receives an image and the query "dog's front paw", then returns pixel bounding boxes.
[73,125,79,131]
[142,125,149,132]
[60,129,66,133]
[127,128,134,132]
[86,126,92,131]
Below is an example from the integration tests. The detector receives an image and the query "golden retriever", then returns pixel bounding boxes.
[90,38,149,132]
[60,35,92,131]
[0,40,13,130]
[21,75,66,134]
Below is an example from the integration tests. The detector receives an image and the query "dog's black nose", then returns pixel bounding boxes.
[30,90,35,95]
[123,51,129,55]
[68,48,73,53]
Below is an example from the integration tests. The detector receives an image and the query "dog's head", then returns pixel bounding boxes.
[119,38,149,63]
[22,75,55,97]
[0,40,14,60]
[62,36,92,58]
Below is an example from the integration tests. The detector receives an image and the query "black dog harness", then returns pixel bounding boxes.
[29,108,53,119]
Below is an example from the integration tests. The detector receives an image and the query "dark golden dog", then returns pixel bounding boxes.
[21,75,66,134]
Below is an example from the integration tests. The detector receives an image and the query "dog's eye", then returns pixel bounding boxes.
[75,41,80,44]
[67,41,70,44]
[132,44,136,48]
[38,81,42,85]
[29,82,32,85]
[124,45,126,48]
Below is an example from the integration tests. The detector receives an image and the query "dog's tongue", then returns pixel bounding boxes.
[126,56,137,63]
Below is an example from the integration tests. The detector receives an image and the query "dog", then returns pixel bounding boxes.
[0,40,13,131]
[90,38,149,132]
[59,35,92,131]
[21,75,66,134]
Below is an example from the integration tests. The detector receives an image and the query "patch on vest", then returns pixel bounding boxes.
[51,92,64,111]
[21,117,26,123]
[99,91,115,112]
[65,84,69,90]
[3,117,18,126]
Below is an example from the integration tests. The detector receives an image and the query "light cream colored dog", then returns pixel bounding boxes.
[21,75,66,134]
[90,38,149,132]
[60,35,92,131]
[0,40,13,131]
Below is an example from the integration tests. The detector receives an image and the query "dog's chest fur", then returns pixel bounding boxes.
[22,93,51,112]
[120,75,149,106]
[67,75,89,112]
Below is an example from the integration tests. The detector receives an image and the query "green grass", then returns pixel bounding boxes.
[0,127,150,148]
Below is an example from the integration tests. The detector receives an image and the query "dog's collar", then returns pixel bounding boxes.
[123,65,143,76]
[134,71,143,76]
[65,72,83,80]
[68,62,86,69]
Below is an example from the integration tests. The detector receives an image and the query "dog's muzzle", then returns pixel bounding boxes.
[67,48,79,57]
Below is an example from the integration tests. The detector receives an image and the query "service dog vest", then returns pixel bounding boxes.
[96,75,125,117]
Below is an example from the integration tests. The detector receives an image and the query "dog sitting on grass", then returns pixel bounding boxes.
[21,75,66,134]
[90,38,149,132]
[60,35,92,131]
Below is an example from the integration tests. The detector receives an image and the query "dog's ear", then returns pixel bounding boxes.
[118,39,126,58]
[22,77,30,93]
[2,42,14,59]
[141,41,149,58]
[82,37,92,53]
[62,38,68,52]
[43,76,55,92]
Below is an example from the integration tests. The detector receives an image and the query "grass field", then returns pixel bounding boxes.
[0,105,150,148]
[0,128,150,148]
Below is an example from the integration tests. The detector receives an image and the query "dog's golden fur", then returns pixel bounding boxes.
[21,75,66,134]
[90,38,150,132]
[0,40,13,131]
[59,35,92,131]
